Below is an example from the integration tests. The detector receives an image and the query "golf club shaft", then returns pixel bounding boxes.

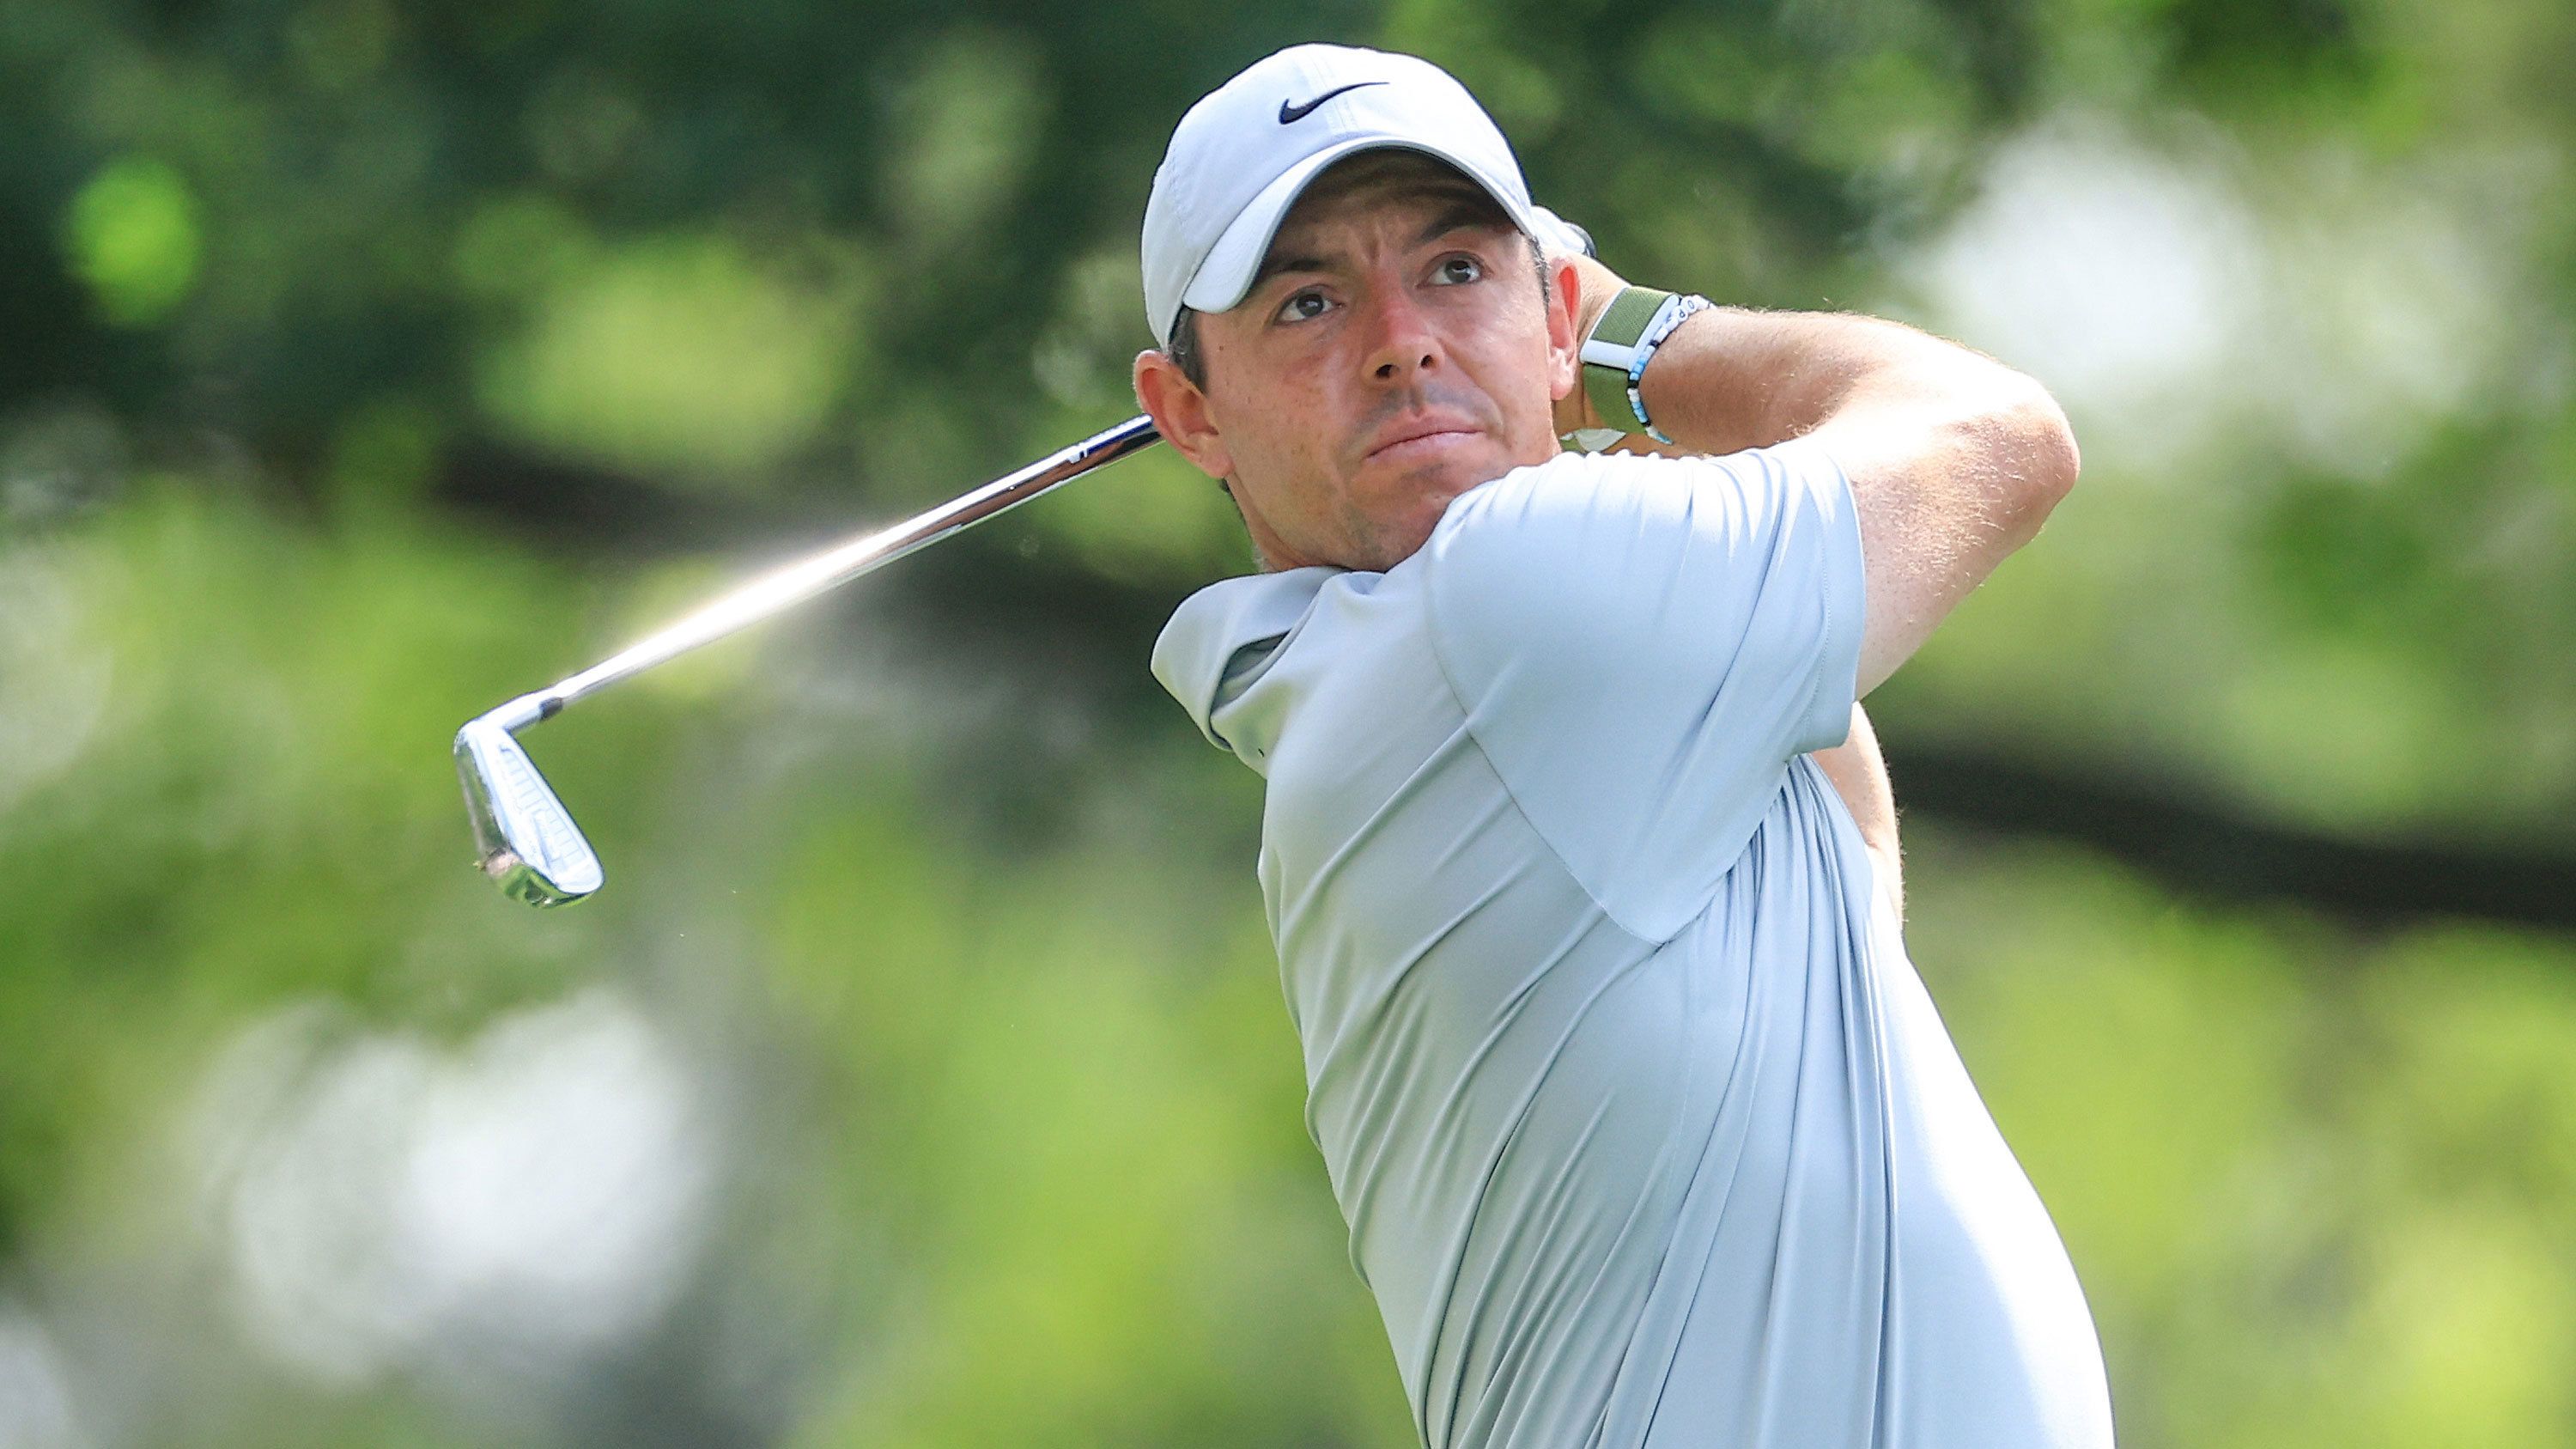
[479,415,1162,734]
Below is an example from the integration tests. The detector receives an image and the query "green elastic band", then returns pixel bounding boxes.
[1582,287,1669,435]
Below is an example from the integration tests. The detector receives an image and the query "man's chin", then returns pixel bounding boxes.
[1341,437,1539,568]
[1363,478,1485,570]
[1361,440,1512,506]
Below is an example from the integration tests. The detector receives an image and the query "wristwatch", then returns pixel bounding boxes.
[1578,286,1712,445]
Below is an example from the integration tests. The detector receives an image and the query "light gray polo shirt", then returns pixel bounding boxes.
[1152,441,2112,1449]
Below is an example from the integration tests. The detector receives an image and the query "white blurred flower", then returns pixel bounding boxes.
[0,1308,84,1449]
[193,990,717,1388]
[1903,116,2262,466]
[0,551,114,819]
[1901,112,2539,481]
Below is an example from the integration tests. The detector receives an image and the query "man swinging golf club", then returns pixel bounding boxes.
[1136,44,2112,1449]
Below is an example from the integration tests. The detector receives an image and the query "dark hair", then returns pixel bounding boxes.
[1162,241,1548,393]
[1168,307,1209,390]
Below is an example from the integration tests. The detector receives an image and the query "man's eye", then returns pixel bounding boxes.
[1434,255,1484,284]
[1277,290,1333,323]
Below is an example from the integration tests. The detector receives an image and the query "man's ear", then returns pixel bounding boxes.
[1133,350,1235,482]
[1545,254,1583,403]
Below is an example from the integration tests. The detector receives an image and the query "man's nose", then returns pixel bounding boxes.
[1358,285,1440,383]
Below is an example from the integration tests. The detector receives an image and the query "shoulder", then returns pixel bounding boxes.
[1424,450,1668,612]
[1419,440,1852,666]
[1401,445,1867,942]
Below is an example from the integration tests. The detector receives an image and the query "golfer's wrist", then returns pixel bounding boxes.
[1578,284,1715,445]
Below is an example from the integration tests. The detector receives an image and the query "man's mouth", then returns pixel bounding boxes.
[1364,417,1479,464]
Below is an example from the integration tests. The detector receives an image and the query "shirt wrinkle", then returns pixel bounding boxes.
[1419,540,1674,951]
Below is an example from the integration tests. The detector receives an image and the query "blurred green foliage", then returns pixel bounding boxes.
[0,0,2570,1445]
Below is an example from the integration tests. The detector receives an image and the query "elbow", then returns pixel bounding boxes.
[1994,376,2079,526]
[2019,381,2081,505]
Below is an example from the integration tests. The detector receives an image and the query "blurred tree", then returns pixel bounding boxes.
[0,0,2570,1445]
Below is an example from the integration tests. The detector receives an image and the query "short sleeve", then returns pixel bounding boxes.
[1420,438,1866,942]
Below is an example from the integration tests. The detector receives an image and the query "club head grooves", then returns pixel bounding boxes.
[453,718,604,906]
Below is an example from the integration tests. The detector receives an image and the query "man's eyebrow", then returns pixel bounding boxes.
[1248,192,1516,294]
[1249,250,1330,292]
[1413,194,1510,246]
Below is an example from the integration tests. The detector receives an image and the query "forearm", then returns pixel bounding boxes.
[1635,307,2028,460]
[1560,254,2063,460]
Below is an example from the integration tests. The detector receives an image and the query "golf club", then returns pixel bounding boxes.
[455,414,1163,906]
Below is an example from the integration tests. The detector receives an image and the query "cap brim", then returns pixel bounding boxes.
[1175,135,1541,325]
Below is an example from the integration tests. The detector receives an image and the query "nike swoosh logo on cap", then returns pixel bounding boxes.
[1278,81,1386,124]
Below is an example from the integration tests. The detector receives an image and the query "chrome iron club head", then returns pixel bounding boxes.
[454,415,1162,906]
[455,706,603,906]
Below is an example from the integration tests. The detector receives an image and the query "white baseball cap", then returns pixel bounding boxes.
[1140,44,1568,347]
